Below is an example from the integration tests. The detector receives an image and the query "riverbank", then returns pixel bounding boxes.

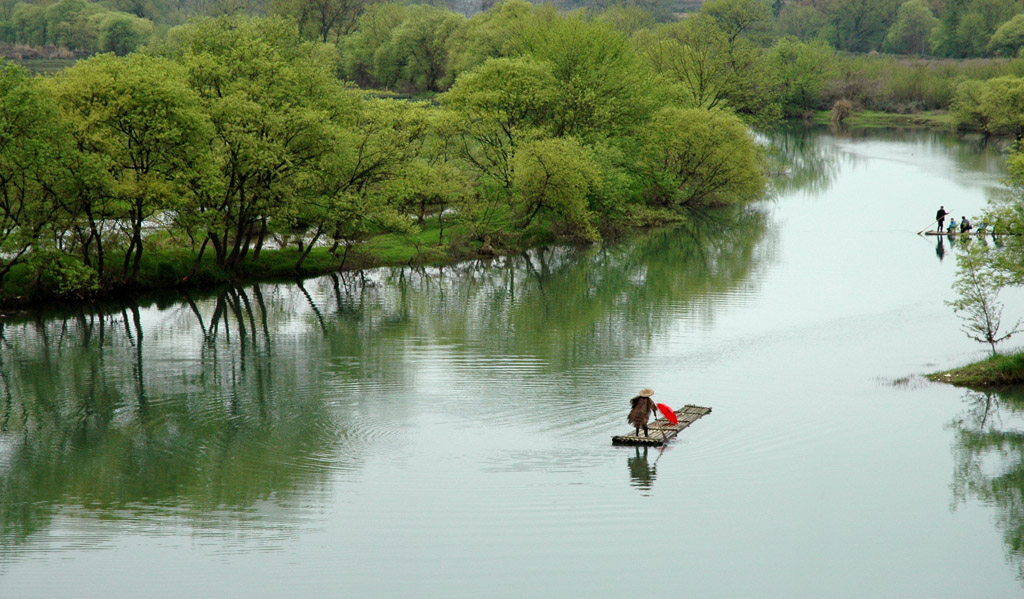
[928,351,1024,387]
[0,221,466,311]
[0,209,684,312]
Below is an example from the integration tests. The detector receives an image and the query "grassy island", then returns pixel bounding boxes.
[929,352,1024,387]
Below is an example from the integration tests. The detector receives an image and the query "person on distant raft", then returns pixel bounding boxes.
[961,216,972,234]
[947,218,957,234]
[628,388,658,437]
[936,206,949,232]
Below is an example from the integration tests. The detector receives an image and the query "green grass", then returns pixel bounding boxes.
[812,109,954,129]
[928,351,1024,387]
[12,57,78,74]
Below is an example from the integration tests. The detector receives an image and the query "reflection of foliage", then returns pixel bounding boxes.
[762,124,841,196]
[336,205,770,371]
[952,388,1024,581]
[0,290,341,548]
[764,126,1011,199]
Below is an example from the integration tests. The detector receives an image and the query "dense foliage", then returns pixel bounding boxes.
[12,0,1024,61]
[0,6,776,303]
[14,0,1024,304]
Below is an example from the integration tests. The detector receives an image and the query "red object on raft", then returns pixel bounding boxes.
[657,403,678,425]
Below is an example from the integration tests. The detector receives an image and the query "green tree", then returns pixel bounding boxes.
[980,146,1024,279]
[445,0,536,80]
[303,98,430,265]
[511,137,601,240]
[160,16,344,271]
[593,5,657,34]
[440,56,559,193]
[987,13,1024,57]
[819,0,901,52]
[931,0,1016,57]
[767,37,836,116]
[882,0,938,54]
[702,0,774,45]
[950,78,990,131]
[514,14,656,140]
[45,53,214,282]
[947,243,1021,356]
[340,2,407,87]
[270,0,374,43]
[775,3,828,42]
[637,107,765,209]
[966,76,1024,136]
[635,16,780,124]
[0,63,68,288]
[372,4,462,92]
[97,12,154,55]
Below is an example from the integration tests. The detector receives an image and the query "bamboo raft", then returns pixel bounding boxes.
[923,230,1002,236]
[612,404,711,446]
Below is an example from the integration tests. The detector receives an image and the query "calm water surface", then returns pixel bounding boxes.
[2,128,1024,597]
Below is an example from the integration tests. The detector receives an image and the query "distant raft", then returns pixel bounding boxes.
[612,404,711,446]
[922,230,1006,236]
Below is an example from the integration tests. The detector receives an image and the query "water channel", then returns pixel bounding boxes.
[2,127,1024,597]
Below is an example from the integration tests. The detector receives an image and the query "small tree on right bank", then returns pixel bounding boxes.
[948,242,1022,356]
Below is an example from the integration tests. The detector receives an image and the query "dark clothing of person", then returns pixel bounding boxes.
[936,208,949,231]
[628,395,658,436]
[961,217,972,233]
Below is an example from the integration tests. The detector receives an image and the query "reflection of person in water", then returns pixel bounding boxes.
[627,446,657,490]
[935,235,945,261]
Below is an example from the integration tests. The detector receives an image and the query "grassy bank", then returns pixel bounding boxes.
[0,220,469,311]
[0,208,682,312]
[928,351,1024,387]
[812,110,954,129]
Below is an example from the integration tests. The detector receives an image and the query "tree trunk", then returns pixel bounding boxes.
[252,217,267,261]
[295,226,324,271]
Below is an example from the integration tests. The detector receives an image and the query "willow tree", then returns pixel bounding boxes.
[160,16,347,271]
[633,16,780,124]
[637,107,765,209]
[45,53,214,283]
[0,63,67,288]
[440,56,559,194]
[511,137,601,241]
[514,14,657,140]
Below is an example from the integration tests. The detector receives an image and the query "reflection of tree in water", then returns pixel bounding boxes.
[0,210,771,549]
[324,205,773,371]
[627,447,656,491]
[764,126,1011,199]
[0,288,343,550]
[951,388,1024,581]
[762,124,842,197]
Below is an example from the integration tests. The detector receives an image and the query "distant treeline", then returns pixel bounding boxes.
[11,0,1024,60]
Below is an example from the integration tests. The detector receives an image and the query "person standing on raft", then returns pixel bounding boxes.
[628,388,659,437]
[936,206,949,232]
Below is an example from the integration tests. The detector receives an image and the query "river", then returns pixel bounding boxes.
[1,127,1023,597]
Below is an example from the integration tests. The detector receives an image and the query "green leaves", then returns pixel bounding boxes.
[637,106,765,209]
[947,242,1022,356]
